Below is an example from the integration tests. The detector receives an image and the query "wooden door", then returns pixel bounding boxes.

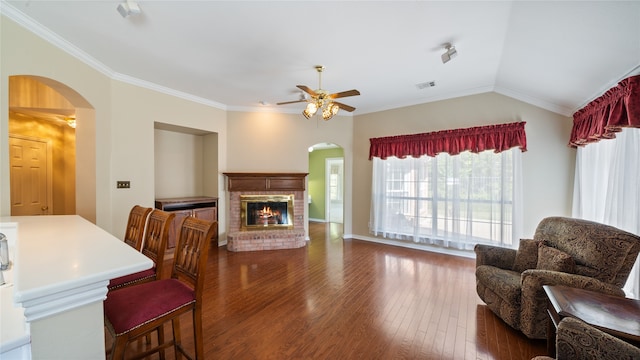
[9,135,52,216]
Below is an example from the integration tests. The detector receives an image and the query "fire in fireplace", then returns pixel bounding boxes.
[240,194,294,230]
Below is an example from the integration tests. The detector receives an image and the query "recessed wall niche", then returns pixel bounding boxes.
[154,122,218,199]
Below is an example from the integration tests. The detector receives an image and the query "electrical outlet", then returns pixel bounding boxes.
[116,181,130,189]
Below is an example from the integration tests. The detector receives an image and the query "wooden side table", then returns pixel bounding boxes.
[543,285,640,356]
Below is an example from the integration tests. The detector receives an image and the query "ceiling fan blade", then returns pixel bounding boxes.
[333,101,356,112]
[296,85,317,97]
[329,89,360,99]
[276,99,307,105]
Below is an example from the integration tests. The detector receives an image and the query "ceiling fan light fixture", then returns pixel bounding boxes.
[303,102,318,119]
[307,102,318,113]
[330,103,339,116]
[278,65,359,120]
[322,107,333,121]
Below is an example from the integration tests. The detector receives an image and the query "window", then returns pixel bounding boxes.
[569,75,639,298]
[370,148,521,250]
[573,128,640,298]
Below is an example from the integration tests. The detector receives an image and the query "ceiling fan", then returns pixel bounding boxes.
[277,65,360,120]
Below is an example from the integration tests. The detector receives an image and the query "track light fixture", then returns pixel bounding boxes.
[117,0,142,18]
[441,43,458,64]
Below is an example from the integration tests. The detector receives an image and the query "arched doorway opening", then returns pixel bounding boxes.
[8,75,96,222]
[308,142,344,224]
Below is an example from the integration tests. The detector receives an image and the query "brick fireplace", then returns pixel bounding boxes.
[224,173,307,251]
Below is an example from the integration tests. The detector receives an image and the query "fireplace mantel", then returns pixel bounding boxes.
[223,172,307,192]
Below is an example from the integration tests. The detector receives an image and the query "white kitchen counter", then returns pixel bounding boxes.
[1,269,30,359]
[0,215,153,359]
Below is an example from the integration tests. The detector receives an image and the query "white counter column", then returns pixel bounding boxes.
[0,215,153,359]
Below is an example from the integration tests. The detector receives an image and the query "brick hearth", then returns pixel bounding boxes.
[226,229,306,251]
[224,173,307,252]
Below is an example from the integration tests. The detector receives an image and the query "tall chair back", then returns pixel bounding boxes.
[108,209,174,291]
[123,205,152,250]
[173,217,216,291]
[140,209,175,280]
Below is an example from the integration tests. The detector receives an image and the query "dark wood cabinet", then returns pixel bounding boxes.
[155,196,218,248]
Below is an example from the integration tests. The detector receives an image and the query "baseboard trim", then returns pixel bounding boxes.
[346,234,475,259]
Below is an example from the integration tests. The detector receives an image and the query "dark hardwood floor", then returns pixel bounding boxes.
[107,222,546,359]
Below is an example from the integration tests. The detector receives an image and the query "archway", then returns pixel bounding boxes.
[308,142,344,224]
[8,75,96,222]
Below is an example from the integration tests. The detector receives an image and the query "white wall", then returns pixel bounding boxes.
[109,82,227,240]
[154,129,205,198]
[226,111,354,235]
[1,16,111,226]
[1,16,228,241]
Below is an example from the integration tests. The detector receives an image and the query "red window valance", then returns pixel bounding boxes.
[570,75,640,147]
[369,122,527,160]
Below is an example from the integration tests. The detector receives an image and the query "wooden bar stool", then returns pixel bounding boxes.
[108,209,175,291]
[123,205,152,251]
[104,217,217,360]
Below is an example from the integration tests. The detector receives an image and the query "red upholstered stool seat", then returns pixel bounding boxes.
[105,279,194,336]
[107,267,156,291]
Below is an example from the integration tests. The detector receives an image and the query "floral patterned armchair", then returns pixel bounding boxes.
[532,317,640,360]
[475,217,640,339]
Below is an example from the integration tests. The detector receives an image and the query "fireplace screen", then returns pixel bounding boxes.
[240,194,294,230]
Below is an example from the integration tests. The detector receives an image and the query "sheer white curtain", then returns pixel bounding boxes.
[572,128,640,299]
[370,149,522,250]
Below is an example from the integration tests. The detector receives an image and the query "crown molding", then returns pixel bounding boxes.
[112,73,227,110]
[227,105,302,114]
[4,0,610,118]
[1,0,226,111]
[493,86,572,117]
[1,1,115,77]
[227,104,355,117]
[356,85,494,115]
[571,62,640,114]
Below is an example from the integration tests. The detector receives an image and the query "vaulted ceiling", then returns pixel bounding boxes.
[3,1,639,117]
